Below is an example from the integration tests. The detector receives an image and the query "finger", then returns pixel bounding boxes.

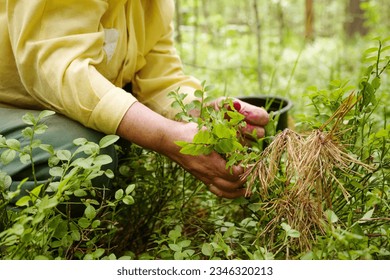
[207,151,245,181]
[208,184,249,199]
[235,100,269,126]
[210,173,245,191]
[240,123,265,139]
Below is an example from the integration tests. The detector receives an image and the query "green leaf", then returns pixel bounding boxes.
[175,140,189,147]
[30,139,41,148]
[15,196,31,207]
[193,129,212,143]
[183,249,195,258]
[191,100,202,110]
[73,138,88,146]
[171,100,181,109]
[92,248,105,259]
[34,256,50,260]
[85,205,97,220]
[351,180,364,190]
[226,111,245,125]
[49,167,64,177]
[74,189,88,197]
[174,251,184,260]
[115,189,124,200]
[287,229,300,238]
[213,123,234,139]
[281,223,297,236]
[125,184,135,194]
[71,230,81,241]
[122,195,135,205]
[375,128,389,138]
[178,240,191,248]
[71,157,93,169]
[31,212,44,225]
[6,139,20,150]
[22,112,36,125]
[38,196,58,211]
[194,89,204,99]
[34,124,48,134]
[46,197,58,209]
[39,144,54,154]
[38,110,55,120]
[104,169,115,179]
[359,209,375,223]
[325,209,339,223]
[204,84,215,92]
[364,47,378,54]
[169,243,181,252]
[78,217,91,229]
[371,77,381,90]
[202,243,214,256]
[19,153,31,164]
[179,143,200,155]
[93,154,113,166]
[30,184,43,200]
[11,224,25,236]
[91,220,101,229]
[281,222,300,238]
[215,139,235,154]
[56,150,72,161]
[168,228,181,242]
[99,135,119,148]
[21,127,34,138]
[0,173,12,189]
[1,149,16,165]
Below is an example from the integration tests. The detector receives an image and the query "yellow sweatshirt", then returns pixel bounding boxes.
[0,0,201,134]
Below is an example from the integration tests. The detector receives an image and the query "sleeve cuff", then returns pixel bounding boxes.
[87,87,137,135]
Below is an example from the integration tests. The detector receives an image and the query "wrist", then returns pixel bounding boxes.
[157,121,198,160]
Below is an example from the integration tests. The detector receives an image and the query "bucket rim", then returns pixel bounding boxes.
[238,95,293,114]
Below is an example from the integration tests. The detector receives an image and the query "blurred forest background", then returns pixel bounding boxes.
[172,0,389,114]
[1,0,389,261]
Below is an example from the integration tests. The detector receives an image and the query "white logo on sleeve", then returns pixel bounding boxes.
[103,28,119,62]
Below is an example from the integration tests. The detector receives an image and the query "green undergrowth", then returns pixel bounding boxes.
[0,39,389,260]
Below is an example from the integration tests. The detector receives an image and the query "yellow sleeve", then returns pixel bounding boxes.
[6,0,136,135]
[132,21,202,119]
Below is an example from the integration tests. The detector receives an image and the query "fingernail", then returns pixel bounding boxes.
[233,101,241,111]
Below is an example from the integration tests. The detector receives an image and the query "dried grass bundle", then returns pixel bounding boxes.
[243,93,374,250]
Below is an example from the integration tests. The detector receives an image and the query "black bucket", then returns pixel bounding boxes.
[238,96,293,132]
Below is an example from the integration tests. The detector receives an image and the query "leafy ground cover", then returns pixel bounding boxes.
[0,31,389,260]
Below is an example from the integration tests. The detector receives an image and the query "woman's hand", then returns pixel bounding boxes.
[161,121,248,199]
[117,102,248,199]
[117,99,269,198]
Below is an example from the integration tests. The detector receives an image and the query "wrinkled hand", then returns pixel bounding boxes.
[118,101,251,199]
[168,98,268,198]
[163,122,248,199]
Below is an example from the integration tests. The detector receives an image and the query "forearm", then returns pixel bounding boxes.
[116,101,189,156]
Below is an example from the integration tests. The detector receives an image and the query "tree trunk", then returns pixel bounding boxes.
[345,0,368,37]
[201,0,210,34]
[276,0,286,46]
[305,0,314,41]
[192,0,199,65]
[252,0,262,91]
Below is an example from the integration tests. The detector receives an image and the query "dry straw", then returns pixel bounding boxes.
[243,92,373,249]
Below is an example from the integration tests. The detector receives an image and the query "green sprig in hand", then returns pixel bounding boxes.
[168,82,265,170]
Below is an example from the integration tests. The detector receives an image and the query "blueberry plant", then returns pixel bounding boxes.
[0,39,389,260]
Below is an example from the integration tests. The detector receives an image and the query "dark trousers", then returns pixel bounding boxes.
[0,108,118,200]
